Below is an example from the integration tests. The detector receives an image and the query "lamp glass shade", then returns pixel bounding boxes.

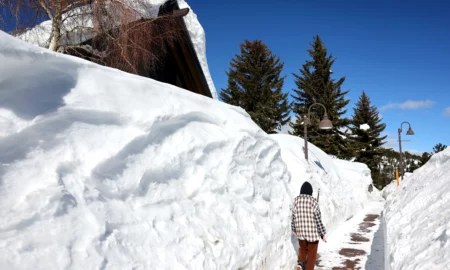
[406,127,415,135]
[319,114,333,130]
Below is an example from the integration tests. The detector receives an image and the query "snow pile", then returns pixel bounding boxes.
[381,180,397,199]
[271,135,378,240]
[383,148,450,269]
[16,0,218,99]
[381,172,412,200]
[0,31,377,269]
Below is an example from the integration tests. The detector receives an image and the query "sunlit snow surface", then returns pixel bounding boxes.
[383,149,450,270]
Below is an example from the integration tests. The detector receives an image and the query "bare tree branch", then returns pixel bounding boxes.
[3,0,186,75]
[37,0,54,20]
[60,0,87,14]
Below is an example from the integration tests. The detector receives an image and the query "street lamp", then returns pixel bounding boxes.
[303,103,333,160]
[398,121,414,180]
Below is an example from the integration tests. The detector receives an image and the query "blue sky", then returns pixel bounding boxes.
[187,0,450,154]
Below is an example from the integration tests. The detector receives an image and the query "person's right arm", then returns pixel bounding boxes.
[314,203,327,242]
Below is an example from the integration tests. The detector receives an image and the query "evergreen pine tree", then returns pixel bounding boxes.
[419,152,432,166]
[221,40,290,133]
[290,35,351,158]
[405,151,421,172]
[349,91,387,186]
[432,143,447,153]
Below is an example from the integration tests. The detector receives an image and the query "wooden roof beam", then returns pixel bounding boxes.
[171,8,190,18]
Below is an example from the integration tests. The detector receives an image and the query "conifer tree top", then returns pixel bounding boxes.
[290,35,351,159]
[221,40,290,133]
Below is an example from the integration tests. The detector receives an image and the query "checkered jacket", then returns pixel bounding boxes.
[291,194,326,242]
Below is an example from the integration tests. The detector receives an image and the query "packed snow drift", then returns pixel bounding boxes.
[383,149,450,270]
[0,30,376,269]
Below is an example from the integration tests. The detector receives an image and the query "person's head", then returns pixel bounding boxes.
[300,181,313,196]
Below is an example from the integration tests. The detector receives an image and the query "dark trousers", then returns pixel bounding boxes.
[298,239,319,270]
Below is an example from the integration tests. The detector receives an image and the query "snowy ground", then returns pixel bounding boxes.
[315,198,385,269]
[365,211,385,270]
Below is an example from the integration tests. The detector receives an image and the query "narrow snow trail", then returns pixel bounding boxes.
[313,197,385,269]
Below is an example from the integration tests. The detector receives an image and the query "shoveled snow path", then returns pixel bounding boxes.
[314,197,385,269]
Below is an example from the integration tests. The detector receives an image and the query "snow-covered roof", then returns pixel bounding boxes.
[177,0,217,99]
[16,0,218,99]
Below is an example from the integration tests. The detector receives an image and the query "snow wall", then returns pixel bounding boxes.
[383,148,450,269]
[1,31,374,269]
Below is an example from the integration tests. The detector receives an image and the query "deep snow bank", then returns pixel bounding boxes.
[271,135,378,241]
[0,31,292,269]
[381,180,396,199]
[383,148,450,269]
[381,173,413,200]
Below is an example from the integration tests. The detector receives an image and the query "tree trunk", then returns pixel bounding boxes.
[48,15,62,51]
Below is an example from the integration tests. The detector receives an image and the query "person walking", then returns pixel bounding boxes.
[291,181,327,270]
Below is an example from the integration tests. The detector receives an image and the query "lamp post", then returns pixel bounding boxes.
[398,122,414,180]
[303,103,333,160]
